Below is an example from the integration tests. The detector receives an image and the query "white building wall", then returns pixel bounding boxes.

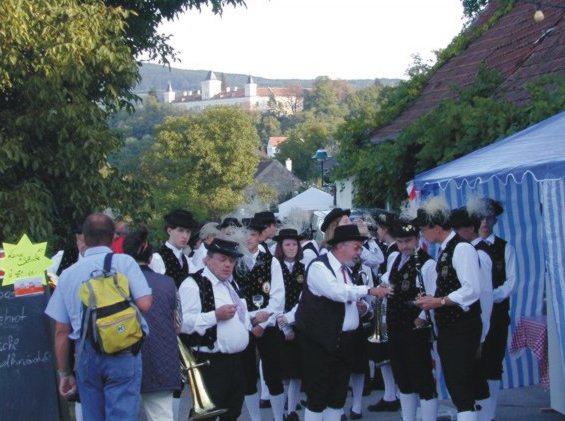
[336,177,354,209]
[174,95,271,111]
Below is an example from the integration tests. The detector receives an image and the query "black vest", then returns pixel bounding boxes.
[302,241,319,257]
[156,244,189,289]
[180,270,217,350]
[56,247,79,276]
[235,252,273,312]
[475,236,510,316]
[280,260,306,312]
[434,234,480,328]
[295,253,346,353]
[387,249,432,333]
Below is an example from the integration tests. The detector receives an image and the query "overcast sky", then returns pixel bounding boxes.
[155,0,466,80]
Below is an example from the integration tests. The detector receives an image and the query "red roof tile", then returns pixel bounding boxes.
[268,136,288,147]
[370,1,565,143]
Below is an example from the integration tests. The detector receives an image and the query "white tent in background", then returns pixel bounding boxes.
[277,187,333,218]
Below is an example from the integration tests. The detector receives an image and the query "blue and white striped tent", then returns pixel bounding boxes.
[414,110,565,396]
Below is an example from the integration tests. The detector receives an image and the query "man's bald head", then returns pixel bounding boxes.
[83,213,115,247]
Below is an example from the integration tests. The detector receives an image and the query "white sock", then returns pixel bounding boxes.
[457,410,477,421]
[173,397,180,421]
[271,392,286,421]
[399,393,418,421]
[420,397,438,421]
[74,403,83,421]
[305,409,323,421]
[288,379,302,414]
[245,392,262,421]
[380,364,397,401]
[476,398,491,421]
[350,373,364,414]
[487,380,500,420]
[260,362,270,400]
[322,407,342,421]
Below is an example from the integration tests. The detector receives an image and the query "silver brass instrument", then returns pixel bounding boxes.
[178,337,227,420]
[368,273,388,344]
[413,250,437,342]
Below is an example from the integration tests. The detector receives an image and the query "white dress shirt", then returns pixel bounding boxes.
[360,238,385,269]
[149,241,188,275]
[190,243,208,273]
[483,233,517,303]
[179,266,251,353]
[472,238,494,342]
[307,251,371,331]
[439,231,481,310]
[300,240,320,268]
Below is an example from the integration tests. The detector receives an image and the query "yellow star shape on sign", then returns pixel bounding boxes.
[0,234,53,286]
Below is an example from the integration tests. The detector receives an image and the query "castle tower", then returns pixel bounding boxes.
[163,81,176,103]
[201,71,222,100]
[245,75,257,97]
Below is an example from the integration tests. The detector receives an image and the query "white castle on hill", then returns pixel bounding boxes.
[162,71,306,115]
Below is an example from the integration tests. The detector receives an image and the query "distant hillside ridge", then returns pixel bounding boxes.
[136,62,400,94]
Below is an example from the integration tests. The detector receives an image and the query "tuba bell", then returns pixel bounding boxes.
[178,337,227,420]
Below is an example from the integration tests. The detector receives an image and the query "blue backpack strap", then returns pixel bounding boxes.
[103,253,114,273]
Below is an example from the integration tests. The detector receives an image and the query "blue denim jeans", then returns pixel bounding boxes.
[75,341,142,421]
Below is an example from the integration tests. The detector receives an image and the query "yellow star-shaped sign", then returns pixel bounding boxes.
[0,234,53,286]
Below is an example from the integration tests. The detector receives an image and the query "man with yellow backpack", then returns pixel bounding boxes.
[46,213,153,421]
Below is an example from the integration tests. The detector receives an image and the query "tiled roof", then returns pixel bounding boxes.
[370,1,565,143]
[268,136,288,147]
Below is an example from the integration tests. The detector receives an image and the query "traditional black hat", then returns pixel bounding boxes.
[273,228,304,242]
[246,217,267,233]
[374,211,396,228]
[327,224,368,245]
[321,208,351,233]
[254,211,280,226]
[480,198,504,217]
[241,218,252,228]
[164,209,199,229]
[205,238,244,258]
[449,207,481,230]
[218,217,242,229]
[413,197,451,228]
[391,219,419,238]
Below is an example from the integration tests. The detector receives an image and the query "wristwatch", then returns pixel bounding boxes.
[440,297,447,306]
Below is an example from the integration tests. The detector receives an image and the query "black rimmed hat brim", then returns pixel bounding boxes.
[321,208,351,233]
[204,242,244,258]
[273,233,304,242]
[327,234,367,246]
[218,218,242,229]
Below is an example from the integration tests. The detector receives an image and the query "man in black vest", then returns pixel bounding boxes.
[383,219,439,421]
[179,238,270,421]
[474,198,517,421]
[296,224,393,421]
[254,211,279,255]
[150,209,199,289]
[414,197,482,421]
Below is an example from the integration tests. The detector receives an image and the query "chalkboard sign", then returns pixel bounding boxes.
[0,285,61,421]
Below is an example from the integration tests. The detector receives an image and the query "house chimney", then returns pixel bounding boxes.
[234,86,238,92]
[226,87,231,93]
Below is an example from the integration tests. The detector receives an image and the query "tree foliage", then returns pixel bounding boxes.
[0,0,148,250]
[141,106,261,221]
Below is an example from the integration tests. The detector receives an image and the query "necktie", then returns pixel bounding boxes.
[341,266,349,284]
[222,280,246,324]
[179,253,185,268]
[287,262,294,272]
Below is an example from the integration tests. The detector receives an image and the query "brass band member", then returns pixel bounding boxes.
[296,225,393,421]
[383,220,438,421]
[179,238,269,421]
[414,197,482,421]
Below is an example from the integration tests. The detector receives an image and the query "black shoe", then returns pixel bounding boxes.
[296,403,302,411]
[260,399,272,409]
[286,412,300,421]
[367,398,400,412]
[349,410,362,420]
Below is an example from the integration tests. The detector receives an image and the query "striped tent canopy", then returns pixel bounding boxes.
[414,110,565,396]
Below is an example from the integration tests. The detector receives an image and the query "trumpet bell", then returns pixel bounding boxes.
[178,337,228,420]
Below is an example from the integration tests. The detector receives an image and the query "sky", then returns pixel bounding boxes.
[156,0,467,80]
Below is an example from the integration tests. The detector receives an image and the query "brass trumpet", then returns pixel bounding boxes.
[368,276,388,344]
[178,337,227,420]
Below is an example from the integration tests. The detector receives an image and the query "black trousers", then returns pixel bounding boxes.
[280,329,302,380]
[437,316,482,412]
[301,331,356,412]
[194,351,246,421]
[388,327,437,400]
[241,334,259,395]
[351,326,370,375]
[256,326,285,396]
[480,306,510,380]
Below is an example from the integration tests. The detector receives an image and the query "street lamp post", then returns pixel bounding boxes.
[312,149,329,188]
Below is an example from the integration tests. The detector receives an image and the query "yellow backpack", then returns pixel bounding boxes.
[77,253,144,359]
